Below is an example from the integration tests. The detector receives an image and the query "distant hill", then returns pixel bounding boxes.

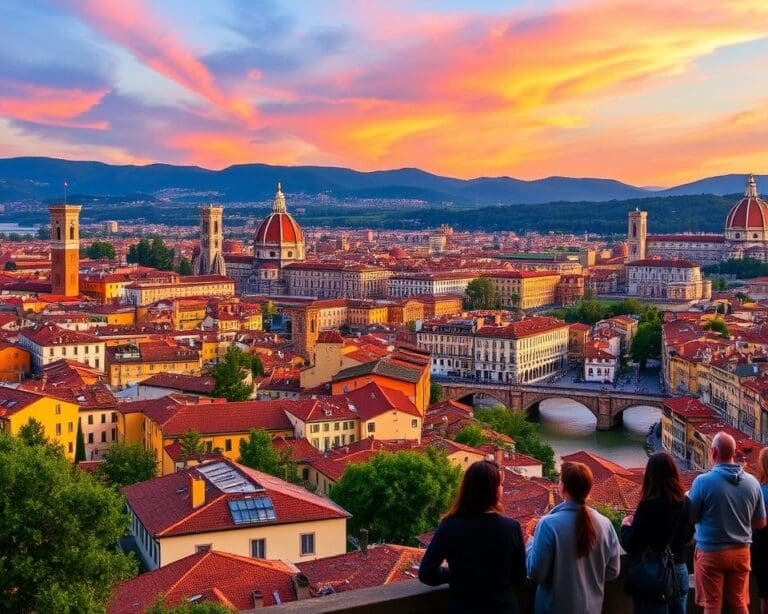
[0,156,762,206]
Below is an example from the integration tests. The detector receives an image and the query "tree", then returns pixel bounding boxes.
[127,237,175,270]
[0,431,136,612]
[97,441,157,489]
[591,502,625,535]
[251,355,265,377]
[147,596,233,613]
[238,429,299,483]
[453,424,487,447]
[703,318,730,338]
[212,346,253,401]
[4,261,17,271]
[36,226,51,240]
[86,241,116,260]
[176,257,193,276]
[630,321,662,369]
[18,418,49,448]
[734,291,753,304]
[179,429,204,463]
[474,407,557,478]
[464,277,499,310]
[330,448,460,544]
[75,420,86,463]
[429,382,444,405]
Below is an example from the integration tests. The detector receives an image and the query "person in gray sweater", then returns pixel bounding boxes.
[527,461,621,614]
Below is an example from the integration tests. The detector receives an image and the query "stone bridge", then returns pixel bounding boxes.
[441,381,667,430]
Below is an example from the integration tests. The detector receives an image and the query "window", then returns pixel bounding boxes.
[251,538,266,559]
[55,423,61,436]
[101,432,107,443]
[411,419,418,428]
[228,497,276,524]
[67,422,73,433]
[55,404,62,415]
[334,422,340,431]
[111,428,116,441]
[101,413,106,424]
[323,423,329,432]
[195,544,212,553]
[87,414,93,425]
[367,423,375,433]
[225,439,232,452]
[111,412,118,423]
[300,533,315,556]
[310,424,320,433]
[302,467,309,481]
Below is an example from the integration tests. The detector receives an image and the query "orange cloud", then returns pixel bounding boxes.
[70,0,258,126]
[0,84,108,128]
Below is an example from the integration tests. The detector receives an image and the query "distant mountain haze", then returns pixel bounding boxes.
[0,157,763,205]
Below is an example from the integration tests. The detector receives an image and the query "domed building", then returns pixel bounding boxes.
[725,175,768,258]
[249,183,305,294]
[630,175,768,267]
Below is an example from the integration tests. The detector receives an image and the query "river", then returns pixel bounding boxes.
[536,399,661,469]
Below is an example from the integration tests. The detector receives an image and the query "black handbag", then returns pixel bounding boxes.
[625,510,682,603]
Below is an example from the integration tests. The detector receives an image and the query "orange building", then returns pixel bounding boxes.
[0,342,30,382]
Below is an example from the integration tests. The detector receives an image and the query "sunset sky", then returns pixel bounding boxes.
[2,0,768,186]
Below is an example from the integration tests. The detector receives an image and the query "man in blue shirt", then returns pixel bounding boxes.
[688,431,766,614]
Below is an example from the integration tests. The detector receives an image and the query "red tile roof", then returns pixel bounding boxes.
[663,396,716,420]
[20,323,98,346]
[626,259,697,268]
[345,382,421,419]
[0,386,46,417]
[122,460,349,538]
[139,373,215,394]
[109,550,299,612]
[19,359,117,409]
[297,545,422,594]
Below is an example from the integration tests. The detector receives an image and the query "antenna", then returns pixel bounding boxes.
[63,180,68,204]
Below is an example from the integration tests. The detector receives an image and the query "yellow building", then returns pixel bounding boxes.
[125,275,235,307]
[347,301,389,327]
[141,398,296,475]
[106,340,202,389]
[122,460,349,569]
[0,341,31,382]
[0,387,79,460]
[487,271,561,310]
[299,331,368,390]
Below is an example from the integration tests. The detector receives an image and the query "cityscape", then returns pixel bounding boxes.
[3,1,768,613]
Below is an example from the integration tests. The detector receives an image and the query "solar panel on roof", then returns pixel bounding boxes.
[228,497,276,524]
[196,462,258,493]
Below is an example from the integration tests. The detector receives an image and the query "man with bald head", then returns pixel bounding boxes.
[688,431,766,613]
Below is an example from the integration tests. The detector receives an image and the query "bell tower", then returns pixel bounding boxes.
[49,204,81,296]
[195,205,226,275]
[627,208,647,261]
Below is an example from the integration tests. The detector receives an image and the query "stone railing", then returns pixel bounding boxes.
[259,555,755,613]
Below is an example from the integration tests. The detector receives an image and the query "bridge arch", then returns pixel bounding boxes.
[523,395,599,421]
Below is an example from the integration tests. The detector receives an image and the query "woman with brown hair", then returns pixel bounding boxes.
[621,452,694,613]
[419,459,526,613]
[752,447,768,614]
[527,461,621,614]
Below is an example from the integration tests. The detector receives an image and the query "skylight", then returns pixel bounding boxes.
[196,462,257,493]
[228,497,277,524]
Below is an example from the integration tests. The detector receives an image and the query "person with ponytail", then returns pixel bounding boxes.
[419,459,526,613]
[527,461,621,614]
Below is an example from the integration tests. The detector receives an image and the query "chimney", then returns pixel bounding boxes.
[189,473,205,509]
[359,528,369,557]
[292,573,311,601]
[251,589,264,608]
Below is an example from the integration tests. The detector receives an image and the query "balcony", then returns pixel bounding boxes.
[264,555,757,614]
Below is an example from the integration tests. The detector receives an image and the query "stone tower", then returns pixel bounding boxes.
[627,209,647,261]
[49,204,81,296]
[194,205,226,275]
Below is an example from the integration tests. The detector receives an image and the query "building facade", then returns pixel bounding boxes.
[193,206,226,276]
[626,260,711,300]
[49,204,81,296]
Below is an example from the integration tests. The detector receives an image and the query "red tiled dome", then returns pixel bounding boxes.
[726,176,768,233]
[253,183,304,247]
[254,212,304,245]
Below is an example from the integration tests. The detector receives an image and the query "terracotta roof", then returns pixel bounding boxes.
[317,331,344,344]
[139,373,215,394]
[146,400,297,437]
[333,358,423,384]
[20,323,98,346]
[647,234,726,244]
[254,211,304,245]
[560,450,637,481]
[0,386,46,416]
[663,396,716,420]
[19,359,117,409]
[345,382,421,419]
[476,316,568,339]
[626,259,697,268]
[122,460,349,538]
[109,550,300,612]
[297,545,422,594]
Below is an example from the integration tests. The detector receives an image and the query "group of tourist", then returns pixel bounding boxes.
[419,431,768,614]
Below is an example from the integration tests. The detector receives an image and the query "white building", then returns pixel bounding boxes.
[388,272,477,298]
[18,324,106,373]
[474,317,568,384]
[416,319,477,378]
[625,259,711,300]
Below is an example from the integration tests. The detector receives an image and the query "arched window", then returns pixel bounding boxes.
[56,224,61,241]
[214,221,218,233]
[632,223,637,238]
[69,224,75,240]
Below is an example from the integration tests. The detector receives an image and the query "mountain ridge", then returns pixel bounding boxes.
[0,156,762,205]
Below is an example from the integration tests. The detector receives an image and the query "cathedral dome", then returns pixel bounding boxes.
[725,175,768,242]
[253,183,306,266]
